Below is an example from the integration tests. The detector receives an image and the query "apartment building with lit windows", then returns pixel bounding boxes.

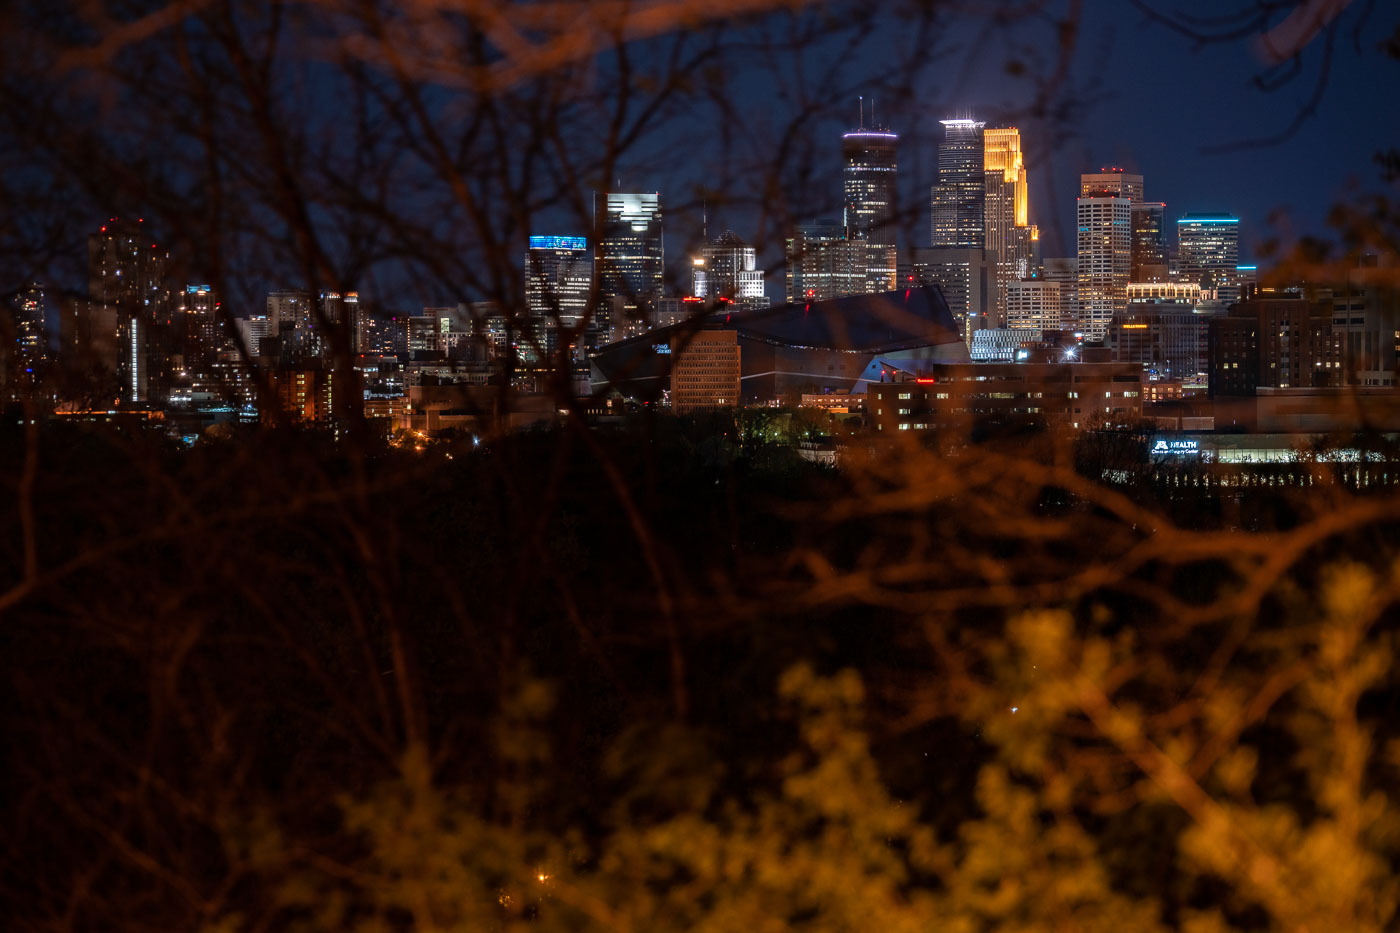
[1208,292,1341,397]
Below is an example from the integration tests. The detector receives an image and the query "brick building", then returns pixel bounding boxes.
[1209,292,1341,397]
[868,353,1143,434]
[670,329,740,413]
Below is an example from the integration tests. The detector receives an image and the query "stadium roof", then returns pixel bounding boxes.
[607,285,962,356]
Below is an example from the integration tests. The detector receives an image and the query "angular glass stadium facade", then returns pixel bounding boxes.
[588,285,970,406]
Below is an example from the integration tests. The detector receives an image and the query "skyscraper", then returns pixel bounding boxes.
[237,315,271,356]
[88,218,169,403]
[596,192,664,338]
[1178,213,1242,302]
[1077,175,1133,340]
[17,283,47,352]
[318,291,359,357]
[526,235,593,332]
[692,231,766,304]
[1131,202,1168,281]
[266,290,312,338]
[842,126,898,293]
[1328,263,1400,386]
[1235,264,1258,298]
[930,119,986,248]
[1005,279,1063,332]
[982,128,1029,255]
[1080,167,1144,203]
[355,311,405,358]
[982,127,1036,325]
[263,289,356,362]
[1042,257,1079,327]
[5,282,49,398]
[1107,290,1211,384]
[906,246,996,342]
[178,284,219,378]
[785,223,863,302]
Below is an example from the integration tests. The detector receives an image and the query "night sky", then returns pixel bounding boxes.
[641,0,1396,303]
[16,0,1396,309]
[885,0,1397,262]
[1027,0,1396,261]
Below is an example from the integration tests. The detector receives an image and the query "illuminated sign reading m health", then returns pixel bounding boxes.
[529,236,587,250]
[1152,438,1200,455]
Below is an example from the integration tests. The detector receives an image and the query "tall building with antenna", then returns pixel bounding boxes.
[842,99,898,293]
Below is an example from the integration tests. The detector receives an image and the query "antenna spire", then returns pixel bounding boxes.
[858,95,863,129]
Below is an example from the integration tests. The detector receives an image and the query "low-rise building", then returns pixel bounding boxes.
[868,353,1144,434]
[799,393,861,413]
[671,328,740,413]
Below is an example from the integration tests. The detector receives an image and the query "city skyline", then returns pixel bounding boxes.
[4,6,1400,932]
[53,119,1267,318]
[22,118,1297,413]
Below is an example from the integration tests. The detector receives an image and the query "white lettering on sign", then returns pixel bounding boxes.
[1152,438,1200,454]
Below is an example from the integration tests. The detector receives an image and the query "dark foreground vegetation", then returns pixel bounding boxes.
[4,416,1400,931]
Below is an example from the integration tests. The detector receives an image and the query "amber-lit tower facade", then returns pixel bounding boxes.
[982,127,1037,326]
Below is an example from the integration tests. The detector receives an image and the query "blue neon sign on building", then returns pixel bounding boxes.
[529,235,587,250]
